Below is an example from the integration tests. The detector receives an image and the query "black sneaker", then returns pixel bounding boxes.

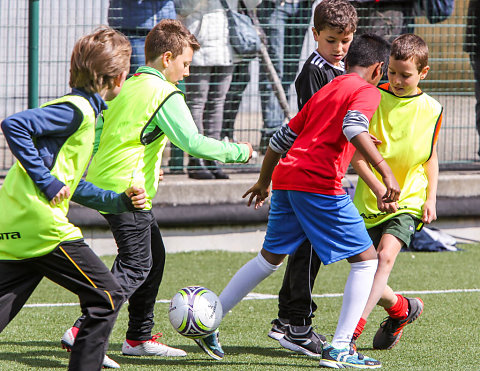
[268,318,288,341]
[279,326,326,357]
[373,297,424,350]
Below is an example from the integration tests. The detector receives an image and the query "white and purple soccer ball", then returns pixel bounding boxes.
[168,286,223,339]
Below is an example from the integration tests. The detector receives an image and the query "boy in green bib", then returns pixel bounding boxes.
[62,19,253,361]
[0,27,145,370]
[351,34,442,350]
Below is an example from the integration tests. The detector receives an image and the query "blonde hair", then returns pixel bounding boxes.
[69,26,131,93]
[145,19,200,63]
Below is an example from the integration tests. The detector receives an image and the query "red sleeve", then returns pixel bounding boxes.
[347,84,382,122]
[288,97,311,135]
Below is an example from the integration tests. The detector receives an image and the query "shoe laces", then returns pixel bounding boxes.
[349,342,364,360]
[379,316,399,332]
[150,332,164,344]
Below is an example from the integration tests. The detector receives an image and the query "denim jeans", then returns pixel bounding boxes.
[257,0,310,134]
[111,0,177,74]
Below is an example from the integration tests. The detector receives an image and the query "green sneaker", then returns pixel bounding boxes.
[320,343,381,369]
[194,330,224,360]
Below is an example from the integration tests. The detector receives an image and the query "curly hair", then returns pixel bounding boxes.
[314,0,357,34]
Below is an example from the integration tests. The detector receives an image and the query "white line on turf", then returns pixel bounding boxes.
[23,288,480,308]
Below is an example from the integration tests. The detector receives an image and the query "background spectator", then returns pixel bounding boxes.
[257,0,311,151]
[465,0,480,158]
[108,0,177,73]
[175,0,242,179]
[222,0,262,143]
[350,0,414,42]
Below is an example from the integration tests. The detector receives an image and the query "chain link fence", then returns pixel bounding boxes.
[0,0,478,177]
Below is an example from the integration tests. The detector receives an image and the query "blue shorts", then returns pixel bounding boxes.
[263,190,372,265]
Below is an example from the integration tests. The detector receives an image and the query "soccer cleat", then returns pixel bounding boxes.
[122,333,187,357]
[102,355,120,369]
[61,327,120,368]
[60,327,76,351]
[373,297,424,350]
[279,326,326,357]
[268,318,289,341]
[194,330,224,360]
[319,343,382,369]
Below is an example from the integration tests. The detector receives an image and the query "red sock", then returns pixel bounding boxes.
[71,326,79,338]
[126,339,147,347]
[386,294,409,319]
[353,317,367,339]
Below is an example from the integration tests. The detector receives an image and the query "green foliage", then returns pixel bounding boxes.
[1,245,479,370]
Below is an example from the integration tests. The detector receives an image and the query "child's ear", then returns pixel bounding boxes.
[312,27,319,41]
[420,65,430,80]
[114,70,128,87]
[161,51,173,68]
[373,62,384,80]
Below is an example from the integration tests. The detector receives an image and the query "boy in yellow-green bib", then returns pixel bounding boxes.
[61,19,253,362]
[0,27,145,371]
[351,34,442,350]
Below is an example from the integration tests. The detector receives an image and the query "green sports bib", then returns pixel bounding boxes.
[0,95,96,260]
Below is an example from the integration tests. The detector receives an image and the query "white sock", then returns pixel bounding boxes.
[332,259,378,348]
[219,252,281,317]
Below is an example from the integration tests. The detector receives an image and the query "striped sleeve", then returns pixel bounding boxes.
[342,110,370,142]
[269,123,298,154]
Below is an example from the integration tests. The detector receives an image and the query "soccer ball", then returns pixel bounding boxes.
[168,286,223,339]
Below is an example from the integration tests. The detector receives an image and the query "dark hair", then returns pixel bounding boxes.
[70,26,131,93]
[145,19,200,63]
[345,33,391,74]
[313,0,357,34]
[391,34,429,72]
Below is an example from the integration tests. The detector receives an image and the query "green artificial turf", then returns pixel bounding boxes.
[1,244,479,370]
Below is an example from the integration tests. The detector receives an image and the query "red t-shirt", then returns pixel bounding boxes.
[272,73,381,195]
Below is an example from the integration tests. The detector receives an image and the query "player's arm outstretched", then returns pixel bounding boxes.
[422,144,439,223]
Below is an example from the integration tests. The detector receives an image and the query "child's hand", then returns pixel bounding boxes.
[158,169,164,182]
[239,141,254,161]
[378,200,398,214]
[422,199,437,224]
[50,185,71,206]
[381,171,401,203]
[125,186,147,209]
[243,182,270,209]
[369,133,382,146]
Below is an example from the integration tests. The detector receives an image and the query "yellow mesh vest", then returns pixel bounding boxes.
[0,95,96,260]
[86,70,180,210]
[353,87,442,229]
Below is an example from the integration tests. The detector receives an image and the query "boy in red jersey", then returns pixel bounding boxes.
[198,34,400,369]
[350,34,442,351]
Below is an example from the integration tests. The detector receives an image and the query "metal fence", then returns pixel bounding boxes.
[0,0,479,176]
